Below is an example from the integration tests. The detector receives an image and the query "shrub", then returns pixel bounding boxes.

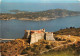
[26,47,31,50]
[45,45,51,49]
[21,49,27,54]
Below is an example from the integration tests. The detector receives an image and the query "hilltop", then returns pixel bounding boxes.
[0,9,80,21]
[54,27,80,36]
[1,28,80,56]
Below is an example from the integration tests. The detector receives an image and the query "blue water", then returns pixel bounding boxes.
[0,16,80,39]
[0,3,80,39]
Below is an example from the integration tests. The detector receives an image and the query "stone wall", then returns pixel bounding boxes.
[30,32,44,44]
[23,29,55,44]
[45,32,55,41]
[23,30,30,39]
[30,30,44,44]
[23,29,45,39]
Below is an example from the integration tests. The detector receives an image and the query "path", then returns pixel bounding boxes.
[40,35,79,54]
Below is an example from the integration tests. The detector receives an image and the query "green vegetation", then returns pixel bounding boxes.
[45,45,51,49]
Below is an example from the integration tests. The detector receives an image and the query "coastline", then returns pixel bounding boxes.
[0,9,80,21]
[0,15,79,21]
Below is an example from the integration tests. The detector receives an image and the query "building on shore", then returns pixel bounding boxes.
[23,29,55,44]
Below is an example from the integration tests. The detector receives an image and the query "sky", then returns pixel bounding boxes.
[1,0,80,3]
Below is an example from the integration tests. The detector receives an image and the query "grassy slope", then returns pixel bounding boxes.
[37,48,77,56]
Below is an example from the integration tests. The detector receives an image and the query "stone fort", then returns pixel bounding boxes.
[23,29,55,44]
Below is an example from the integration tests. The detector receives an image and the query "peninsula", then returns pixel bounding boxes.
[0,9,80,21]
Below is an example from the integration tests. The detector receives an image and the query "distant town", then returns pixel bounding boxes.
[0,9,80,21]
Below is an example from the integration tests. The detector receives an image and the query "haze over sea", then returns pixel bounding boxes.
[0,3,80,39]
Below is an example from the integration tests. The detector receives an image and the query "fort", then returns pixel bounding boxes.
[1,28,80,56]
[23,29,55,44]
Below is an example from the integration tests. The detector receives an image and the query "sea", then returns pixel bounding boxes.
[0,3,80,39]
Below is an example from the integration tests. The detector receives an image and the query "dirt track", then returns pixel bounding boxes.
[41,35,80,54]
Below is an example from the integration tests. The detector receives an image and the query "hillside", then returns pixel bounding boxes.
[1,28,80,56]
[0,9,80,21]
[54,27,80,36]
